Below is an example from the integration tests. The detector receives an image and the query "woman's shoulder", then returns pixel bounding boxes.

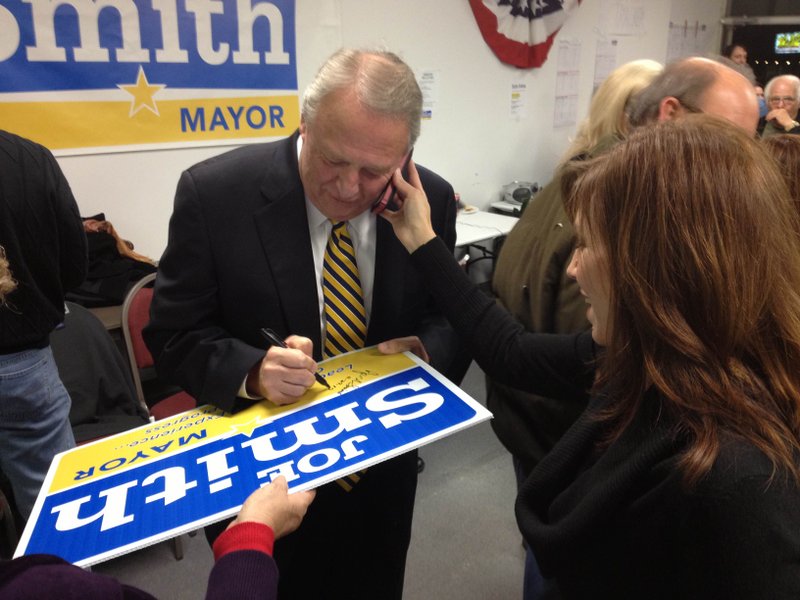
[692,435,800,513]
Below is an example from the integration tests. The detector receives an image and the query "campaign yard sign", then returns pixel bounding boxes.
[14,348,492,567]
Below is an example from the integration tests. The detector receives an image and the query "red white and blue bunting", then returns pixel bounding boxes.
[469,0,582,68]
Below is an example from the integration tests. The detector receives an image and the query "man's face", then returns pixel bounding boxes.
[299,89,410,222]
[767,79,800,120]
[730,46,747,65]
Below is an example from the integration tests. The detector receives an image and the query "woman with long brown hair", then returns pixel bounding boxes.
[380,114,800,597]
[763,133,800,206]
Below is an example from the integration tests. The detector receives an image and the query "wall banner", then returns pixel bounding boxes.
[14,348,492,567]
[0,0,298,155]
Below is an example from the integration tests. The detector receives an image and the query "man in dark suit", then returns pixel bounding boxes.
[144,49,459,599]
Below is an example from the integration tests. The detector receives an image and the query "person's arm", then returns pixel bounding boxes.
[43,144,87,293]
[410,236,594,399]
[144,170,318,410]
[765,108,800,133]
[409,165,464,377]
[143,170,262,409]
[205,477,315,600]
[380,162,595,400]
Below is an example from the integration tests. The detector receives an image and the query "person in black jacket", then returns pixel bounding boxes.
[0,131,87,520]
[144,48,460,600]
[379,115,800,598]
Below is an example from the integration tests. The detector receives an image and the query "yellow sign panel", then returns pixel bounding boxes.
[51,349,415,492]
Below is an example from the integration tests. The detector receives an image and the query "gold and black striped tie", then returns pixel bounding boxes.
[323,222,367,356]
[323,221,367,491]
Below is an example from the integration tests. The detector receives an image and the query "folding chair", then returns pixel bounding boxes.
[120,272,197,559]
[121,273,196,420]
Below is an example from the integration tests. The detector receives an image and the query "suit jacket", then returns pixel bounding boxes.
[144,131,458,413]
[145,131,458,599]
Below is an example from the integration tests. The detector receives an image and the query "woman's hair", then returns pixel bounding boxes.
[564,59,663,160]
[762,134,800,207]
[301,48,422,147]
[564,114,800,486]
[0,246,17,303]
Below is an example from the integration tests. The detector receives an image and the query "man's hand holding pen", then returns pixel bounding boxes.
[245,333,321,405]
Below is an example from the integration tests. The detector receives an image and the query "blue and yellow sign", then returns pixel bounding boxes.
[0,0,298,153]
[15,348,492,567]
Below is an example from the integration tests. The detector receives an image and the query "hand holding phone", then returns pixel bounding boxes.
[371,148,414,214]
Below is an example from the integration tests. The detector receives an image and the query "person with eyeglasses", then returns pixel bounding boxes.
[762,74,800,138]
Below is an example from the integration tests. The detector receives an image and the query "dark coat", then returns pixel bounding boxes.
[0,130,87,353]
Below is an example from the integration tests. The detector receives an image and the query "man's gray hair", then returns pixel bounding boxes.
[765,74,800,101]
[301,48,422,147]
[627,57,719,127]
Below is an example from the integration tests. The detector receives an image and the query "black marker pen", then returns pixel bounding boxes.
[260,328,331,389]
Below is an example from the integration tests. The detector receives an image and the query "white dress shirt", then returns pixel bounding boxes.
[238,137,377,398]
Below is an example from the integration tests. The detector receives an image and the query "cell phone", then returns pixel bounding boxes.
[371,148,414,214]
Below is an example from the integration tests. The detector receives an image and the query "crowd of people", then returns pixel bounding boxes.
[1,40,800,600]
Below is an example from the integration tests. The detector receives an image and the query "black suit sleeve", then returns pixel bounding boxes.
[144,169,264,412]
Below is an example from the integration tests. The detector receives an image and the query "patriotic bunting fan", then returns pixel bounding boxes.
[469,0,582,69]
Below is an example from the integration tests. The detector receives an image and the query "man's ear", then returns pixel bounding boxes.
[299,118,307,139]
[658,97,684,122]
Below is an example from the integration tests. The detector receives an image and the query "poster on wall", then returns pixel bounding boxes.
[14,348,493,567]
[0,0,298,155]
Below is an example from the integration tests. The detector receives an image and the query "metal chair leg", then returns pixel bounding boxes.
[171,535,184,560]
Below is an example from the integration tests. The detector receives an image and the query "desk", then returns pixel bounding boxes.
[456,209,519,246]
[455,210,518,279]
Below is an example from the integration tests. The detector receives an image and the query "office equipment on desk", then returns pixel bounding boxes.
[502,180,538,205]
[490,200,523,216]
[492,181,539,216]
[455,209,519,274]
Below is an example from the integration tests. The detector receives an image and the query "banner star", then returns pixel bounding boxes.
[229,417,265,438]
[118,66,166,117]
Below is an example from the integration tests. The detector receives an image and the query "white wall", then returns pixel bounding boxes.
[55,0,725,259]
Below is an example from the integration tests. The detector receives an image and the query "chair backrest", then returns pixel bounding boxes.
[121,272,157,413]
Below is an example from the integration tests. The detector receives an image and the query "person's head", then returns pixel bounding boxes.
[564,59,663,160]
[299,49,422,221]
[723,43,748,65]
[764,74,800,120]
[564,114,800,484]
[0,246,16,304]
[628,57,759,134]
[763,134,800,207]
